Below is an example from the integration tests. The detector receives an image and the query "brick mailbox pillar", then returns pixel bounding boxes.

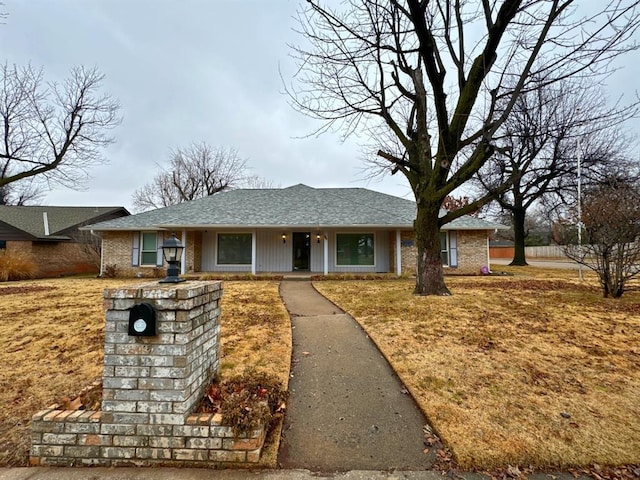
[31,280,267,466]
[101,280,222,422]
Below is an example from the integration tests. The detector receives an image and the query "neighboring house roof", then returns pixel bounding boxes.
[85,184,506,232]
[0,206,130,241]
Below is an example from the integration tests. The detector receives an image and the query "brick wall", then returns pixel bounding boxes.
[32,242,99,277]
[396,230,488,274]
[456,230,489,274]
[400,231,417,275]
[101,232,136,276]
[6,240,32,254]
[30,280,267,466]
[101,232,198,278]
[6,240,99,277]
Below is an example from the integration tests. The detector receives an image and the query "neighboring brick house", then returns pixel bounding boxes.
[85,184,506,277]
[0,206,130,277]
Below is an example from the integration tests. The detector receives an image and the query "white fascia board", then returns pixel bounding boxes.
[160,223,415,230]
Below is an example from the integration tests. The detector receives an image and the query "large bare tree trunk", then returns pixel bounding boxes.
[414,202,451,296]
[510,207,528,266]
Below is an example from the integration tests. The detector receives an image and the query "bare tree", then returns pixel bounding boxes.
[132,143,248,211]
[288,1,640,295]
[564,178,640,298]
[239,174,280,189]
[477,77,638,265]
[0,63,121,192]
[0,179,43,205]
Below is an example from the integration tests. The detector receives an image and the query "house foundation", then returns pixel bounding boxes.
[30,280,265,467]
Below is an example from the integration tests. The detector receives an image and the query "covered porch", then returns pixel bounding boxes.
[174,228,408,276]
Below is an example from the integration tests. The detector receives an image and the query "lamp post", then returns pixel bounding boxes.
[159,233,185,283]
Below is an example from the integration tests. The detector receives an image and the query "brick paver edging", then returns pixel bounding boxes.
[30,409,264,466]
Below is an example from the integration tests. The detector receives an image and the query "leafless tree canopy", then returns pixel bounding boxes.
[132,143,248,211]
[0,179,43,206]
[476,76,639,265]
[564,178,640,298]
[241,174,280,189]
[0,64,121,193]
[288,0,640,295]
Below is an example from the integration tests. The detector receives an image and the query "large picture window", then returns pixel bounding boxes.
[217,233,252,265]
[336,233,374,266]
[140,232,158,266]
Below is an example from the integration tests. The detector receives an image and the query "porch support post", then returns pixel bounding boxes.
[396,230,402,276]
[181,229,187,274]
[251,230,257,275]
[323,230,329,276]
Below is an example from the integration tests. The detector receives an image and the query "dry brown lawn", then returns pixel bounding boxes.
[314,267,640,470]
[0,277,290,467]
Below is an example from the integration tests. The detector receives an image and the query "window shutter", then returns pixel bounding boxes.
[449,231,458,267]
[156,232,164,267]
[132,233,140,266]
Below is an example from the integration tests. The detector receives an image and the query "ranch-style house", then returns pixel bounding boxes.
[85,184,506,277]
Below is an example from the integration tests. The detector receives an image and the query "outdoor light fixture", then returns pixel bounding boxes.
[316,233,321,244]
[159,233,185,283]
[282,233,286,244]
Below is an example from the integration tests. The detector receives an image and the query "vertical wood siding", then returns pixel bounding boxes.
[199,228,392,273]
[256,230,292,272]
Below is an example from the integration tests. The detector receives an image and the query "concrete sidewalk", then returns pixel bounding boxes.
[277,281,433,471]
[0,467,484,480]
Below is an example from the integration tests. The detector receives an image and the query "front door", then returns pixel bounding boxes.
[292,232,311,271]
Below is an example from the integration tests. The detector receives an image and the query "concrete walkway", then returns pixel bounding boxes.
[277,281,433,471]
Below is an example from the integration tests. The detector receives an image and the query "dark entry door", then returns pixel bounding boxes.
[292,232,311,271]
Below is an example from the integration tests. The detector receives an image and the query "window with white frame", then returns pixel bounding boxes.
[140,232,158,266]
[336,233,374,266]
[217,233,252,265]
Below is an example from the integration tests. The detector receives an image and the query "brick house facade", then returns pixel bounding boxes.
[0,206,129,278]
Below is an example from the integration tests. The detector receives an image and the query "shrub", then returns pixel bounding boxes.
[102,264,119,278]
[196,368,288,436]
[0,250,37,281]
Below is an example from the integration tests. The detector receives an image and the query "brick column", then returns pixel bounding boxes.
[101,281,222,425]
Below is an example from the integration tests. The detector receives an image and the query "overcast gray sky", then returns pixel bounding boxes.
[1,1,638,211]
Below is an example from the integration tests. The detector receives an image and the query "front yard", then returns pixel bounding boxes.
[315,267,640,470]
[0,277,290,467]
[1,269,638,471]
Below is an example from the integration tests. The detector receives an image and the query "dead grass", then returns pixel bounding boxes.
[314,266,640,470]
[0,277,290,467]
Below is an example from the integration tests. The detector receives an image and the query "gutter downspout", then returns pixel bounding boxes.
[181,229,187,274]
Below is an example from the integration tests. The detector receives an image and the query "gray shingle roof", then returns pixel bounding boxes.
[85,185,506,231]
[0,206,128,239]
